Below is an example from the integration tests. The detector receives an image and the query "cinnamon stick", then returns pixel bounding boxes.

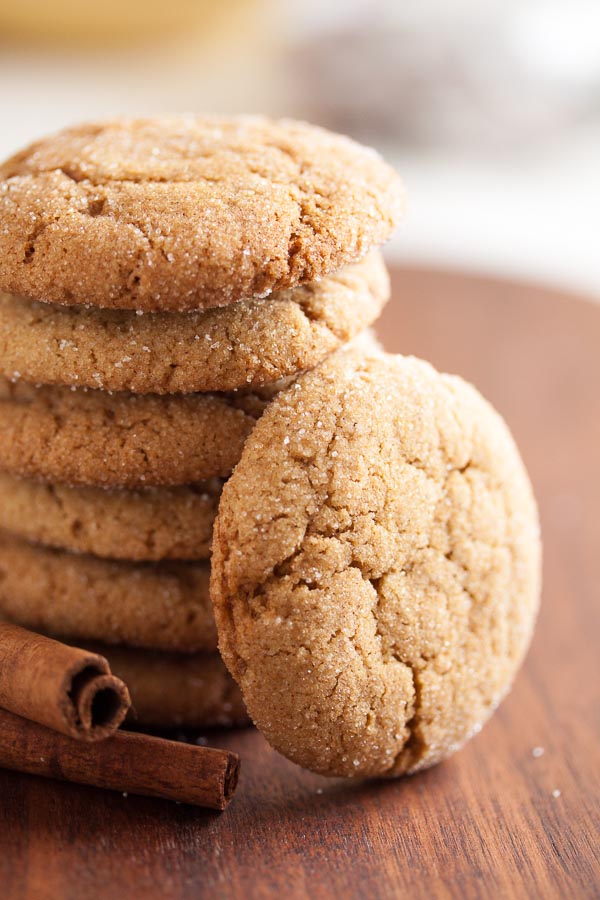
[0,708,240,809]
[0,623,130,741]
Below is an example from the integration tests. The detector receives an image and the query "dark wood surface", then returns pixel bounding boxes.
[1,267,599,900]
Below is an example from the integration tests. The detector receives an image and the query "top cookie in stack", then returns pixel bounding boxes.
[0,116,403,726]
[0,116,402,312]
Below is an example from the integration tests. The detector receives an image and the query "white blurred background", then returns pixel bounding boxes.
[1,0,599,298]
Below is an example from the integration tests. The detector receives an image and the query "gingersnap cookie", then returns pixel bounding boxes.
[0,377,257,487]
[0,531,216,652]
[222,328,381,420]
[0,116,403,311]
[0,332,383,488]
[211,350,541,779]
[76,643,249,729]
[0,472,221,561]
[0,253,389,393]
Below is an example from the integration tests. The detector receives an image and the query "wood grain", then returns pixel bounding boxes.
[1,267,598,899]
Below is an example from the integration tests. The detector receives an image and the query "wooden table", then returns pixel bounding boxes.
[1,268,599,899]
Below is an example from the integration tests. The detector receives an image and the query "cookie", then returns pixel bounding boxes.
[0,377,257,487]
[76,643,249,729]
[211,351,541,779]
[0,472,221,561]
[0,531,216,652]
[0,116,404,311]
[0,331,383,488]
[0,253,389,393]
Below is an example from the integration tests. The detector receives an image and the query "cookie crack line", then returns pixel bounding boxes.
[22,221,50,265]
[389,666,423,774]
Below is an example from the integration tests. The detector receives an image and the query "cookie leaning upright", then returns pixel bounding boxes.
[0,116,403,311]
[211,349,542,778]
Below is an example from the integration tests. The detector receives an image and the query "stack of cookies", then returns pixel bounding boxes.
[0,116,403,730]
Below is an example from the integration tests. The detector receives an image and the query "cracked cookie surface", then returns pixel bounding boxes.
[0,253,388,393]
[0,472,221,561]
[211,350,541,778]
[0,116,403,311]
[0,530,216,652]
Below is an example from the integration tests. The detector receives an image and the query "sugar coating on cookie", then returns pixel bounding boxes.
[0,472,222,561]
[0,252,389,393]
[0,116,403,311]
[0,334,383,488]
[0,530,216,652]
[211,351,541,778]
[0,376,258,487]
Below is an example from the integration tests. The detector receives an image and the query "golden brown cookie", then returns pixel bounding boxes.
[0,377,257,487]
[0,531,216,652]
[211,350,541,779]
[76,643,249,729]
[0,253,389,393]
[0,332,383,488]
[0,472,221,561]
[0,116,403,311]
